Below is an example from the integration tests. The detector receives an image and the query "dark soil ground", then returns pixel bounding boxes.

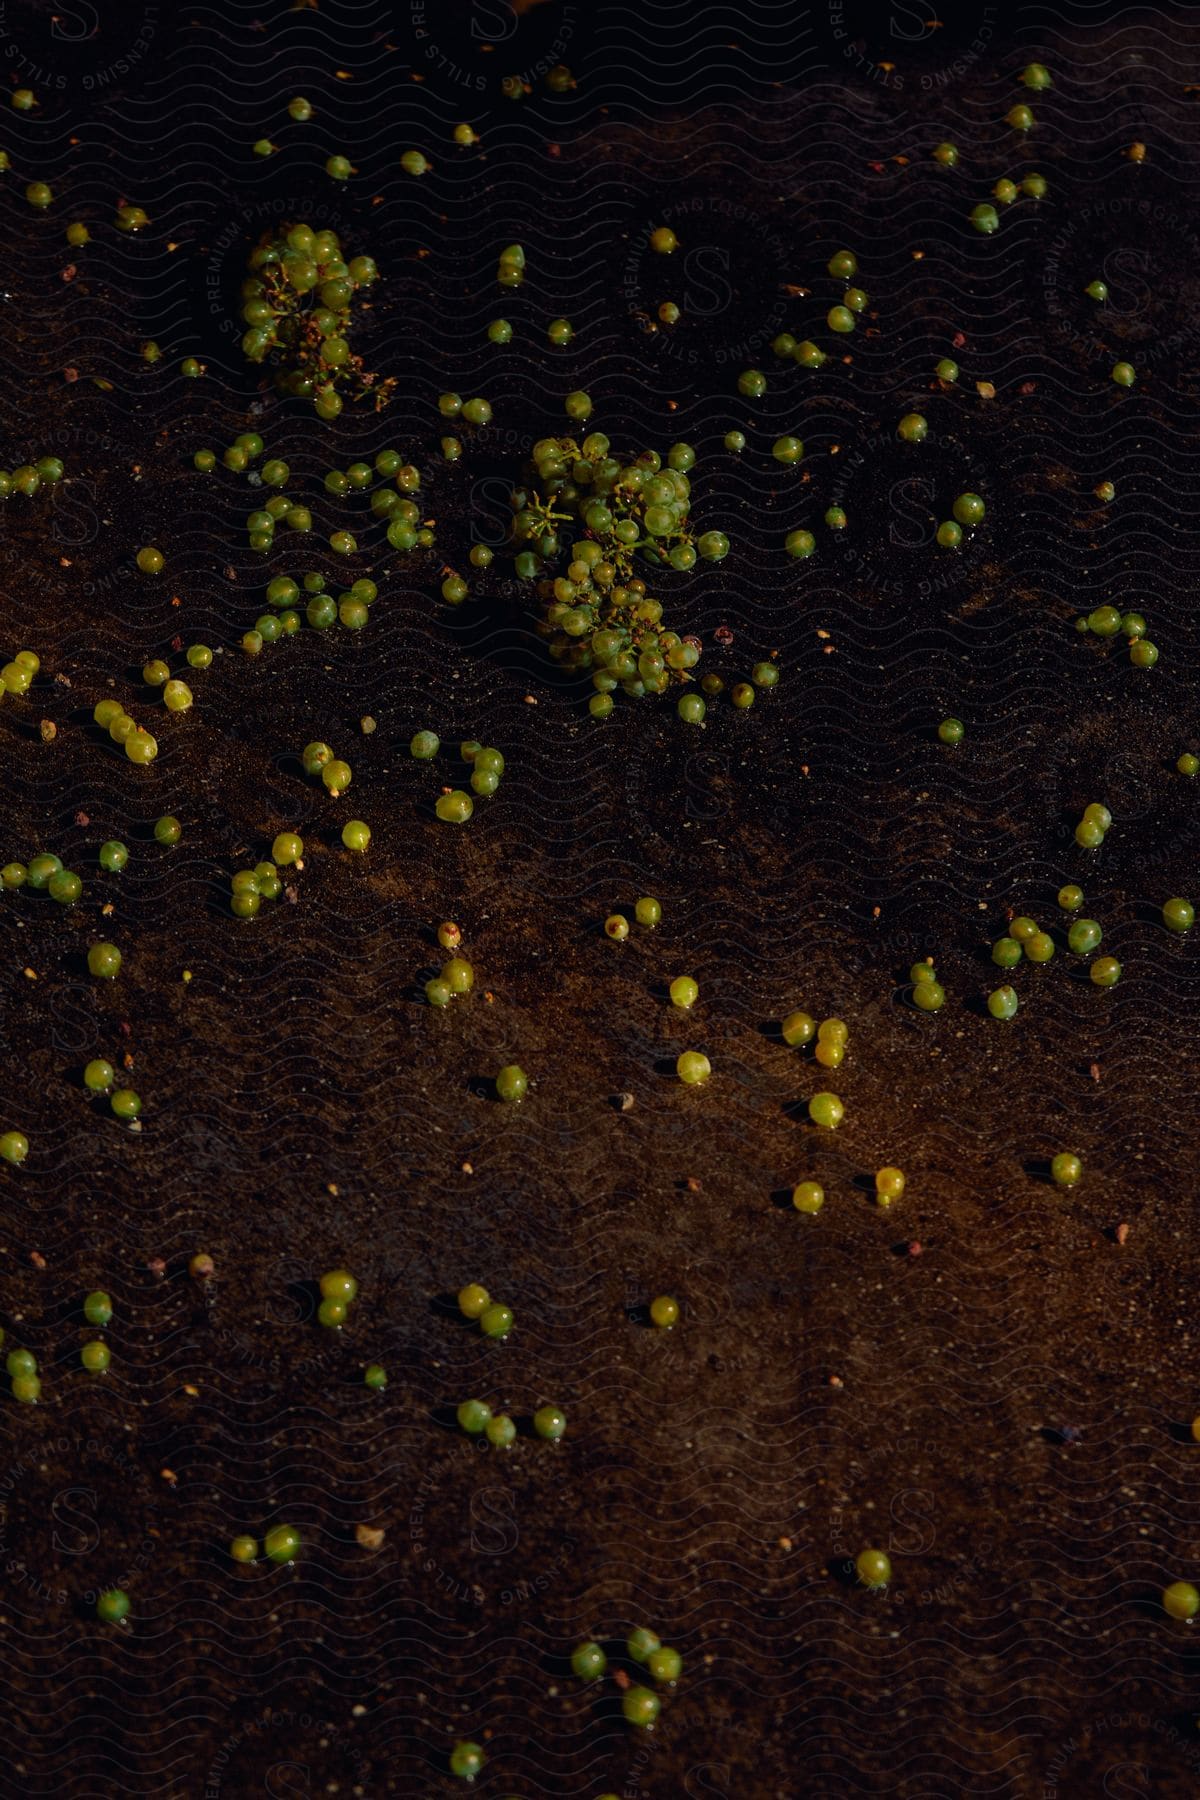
[2,2,1200,1795]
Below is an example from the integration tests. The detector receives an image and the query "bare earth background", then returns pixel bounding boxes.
[1,0,1200,1794]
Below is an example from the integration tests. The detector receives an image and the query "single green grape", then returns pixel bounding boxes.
[987,986,1018,1020]
[449,1741,484,1781]
[912,980,945,1011]
[938,717,964,745]
[97,1589,130,1623]
[1025,931,1055,963]
[436,791,473,823]
[83,1290,113,1326]
[1163,1581,1200,1621]
[88,942,122,979]
[320,1269,358,1303]
[364,1364,387,1390]
[230,1535,258,1564]
[676,1050,710,1085]
[26,852,63,889]
[1090,956,1121,987]
[485,1413,516,1448]
[479,1302,513,1340]
[458,1398,493,1436]
[669,976,698,1009]
[808,1092,844,1129]
[792,1180,824,1214]
[635,896,661,927]
[623,1686,661,1728]
[48,869,82,904]
[782,1010,816,1047]
[0,1130,29,1165]
[647,1646,682,1684]
[533,1404,566,1440]
[81,1341,110,1373]
[856,1548,892,1589]
[496,1064,528,1102]
[1164,897,1195,933]
[649,1295,679,1329]
[1051,1152,1082,1187]
[1068,919,1101,955]
[1057,885,1084,912]
[571,1640,607,1680]
[264,1524,301,1564]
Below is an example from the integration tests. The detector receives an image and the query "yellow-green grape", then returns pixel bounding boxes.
[1163,1581,1200,1621]
[781,1010,816,1048]
[875,1166,905,1206]
[126,728,158,763]
[264,1523,301,1565]
[635,896,661,927]
[647,1646,682,1684]
[436,790,473,823]
[272,832,303,866]
[605,913,629,941]
[622,1686,661,1728]
[230,1535,258,1563]
[808,1092,843,1129]
[322,759,351,794]
[792,1180,824,1214]
[856,1548,892,1588]
[442,957,474,994]
[0,1131,29,1165]
[649,1295,679,1329]
[676,1051,711,1085]
[458,1283,490,1319]
[457,1399,490,1436]
[341,820,371,852]
[1057,884,1084,912]
[1163,897,1195,934]
[479,1303,512,1339]
[912,979,945,1011]
[496,1064,528,1102]
[669,976,698,1009]
[1051,1152,1082,1187]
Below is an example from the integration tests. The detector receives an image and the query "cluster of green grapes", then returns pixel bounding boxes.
[508,432,729,710]
[240,221,393,416]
